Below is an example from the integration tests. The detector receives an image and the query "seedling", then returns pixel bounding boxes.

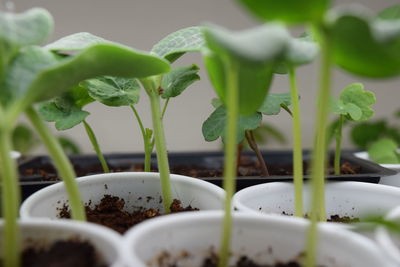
[331,83,376,174]
[0,9,169,267]
[368,138,400,164]
[236,1,400,266]
[202,93,292,177]
[202,23,290,267]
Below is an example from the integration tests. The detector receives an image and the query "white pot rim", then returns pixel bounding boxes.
[233,181,400,214]
[376,206,400,263]
[20,172,225,218]
[354,151,400,170]
[122,210,384,266]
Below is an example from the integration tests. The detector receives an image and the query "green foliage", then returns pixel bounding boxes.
[329,8,400,78]
[46,32,114,51]
[331,83,375,121]
[202,105,262,143]
[161,64,200,98]
[151,26,205,63]
[11,123,39,155]
[258,93,292,115]
[377,5,400,20]
[82,76,140,107]
[0,8,53,75]
[203,24,289,115]
[58,136,81,155]
[236,0,329,23]
[368,138,400,164]
[351,120,400,150]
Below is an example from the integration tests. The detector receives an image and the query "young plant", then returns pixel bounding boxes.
[202,24,290,267]
[331,83,376,174]
[236,1,400,266]
[368,137,400,164]
[38,84,111,172]
[0,9,169,267]
[202,93,292,177]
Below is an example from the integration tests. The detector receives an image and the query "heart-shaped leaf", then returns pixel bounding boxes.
[161,64,200,98]
[151,26,205,63]
[82,76,140,106]
[3,42,170,116]
[236,0,329,23]
[368,138,400,164]
[46,32,114,51]
[333,83,375,121]
[203,24,289,116]
[38,85,94,130]
[202,105,262,143]
[329,8,400,78]
[258,93,292,115]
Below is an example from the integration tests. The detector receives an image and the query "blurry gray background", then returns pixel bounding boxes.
[14,0,400,154]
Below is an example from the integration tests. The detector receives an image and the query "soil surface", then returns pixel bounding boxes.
[281,211,360,223]
[20,155,363,181]
[59,195,198,234]
[201,256,301,267]
[21,239,106,267]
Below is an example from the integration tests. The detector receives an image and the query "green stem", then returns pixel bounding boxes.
[218,60,238,267]
[305,25,332,267]
[130,105,153,172]
[288,66,304,218]
[82,120,109,173]
[334,115,344,175]
[26,106,86,221]
[161,98,170,119]
[147,89,172,213]
[0,126,20,267]
[245,130,269,176]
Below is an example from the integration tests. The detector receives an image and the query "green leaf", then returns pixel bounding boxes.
[258,93,292,115]
[46,32,114,51]
[211,98,223,108]
[3,42,170,116]
[203,24,289,115]
[151,26,205,62]
[368,138,400,164]
[236,0,329,23]
[82,76,140,106]
[329,8,400,78]
[351,120,388,149]
[12,123,38,155]
[161,64,200,98]
[58,136,81,154]
[331,100,362,120]
[337,83,375,121]
[377,5,400,20]
[202,105,262,143]
[39,100,89,131]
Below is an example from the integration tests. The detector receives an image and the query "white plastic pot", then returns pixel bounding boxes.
[0,219,123,267]
[122,211,392,267]
[354,151,400,187]
[20,172,224,221]
[376,206,400,265]
[233,182,400,224]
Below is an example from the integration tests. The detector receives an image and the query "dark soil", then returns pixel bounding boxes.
[59,195,198,234]
[20,155,362,181]
[21,239,106,267]
[202,255,301,267]
[281,211,360,223]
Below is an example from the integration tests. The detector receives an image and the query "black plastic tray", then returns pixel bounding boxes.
[18,150,396,201]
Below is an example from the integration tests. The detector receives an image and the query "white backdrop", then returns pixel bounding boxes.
[14,0,400,154]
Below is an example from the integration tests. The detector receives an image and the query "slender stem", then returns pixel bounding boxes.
[0,126,20,267]
[82,120,109,173]
[130,105,153,172]
[148,90,172,213]
[236,143,243,175]
[334,115,344,175]
[245,130,269,176]
[161,98,170,119]
[305,25,332,267]
[26,106,86,221]
[218,60,238,267]
[288,66,304,217]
